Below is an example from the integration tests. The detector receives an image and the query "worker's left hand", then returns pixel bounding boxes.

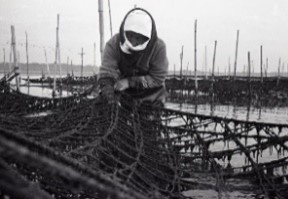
[114,78,129,91]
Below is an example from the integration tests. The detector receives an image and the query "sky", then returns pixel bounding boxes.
[1,0,288,74]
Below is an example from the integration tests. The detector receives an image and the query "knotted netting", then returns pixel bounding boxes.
[1,77,288,199]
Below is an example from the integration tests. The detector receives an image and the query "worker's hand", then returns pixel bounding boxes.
[114,78,129,91]
[99,84,115,104]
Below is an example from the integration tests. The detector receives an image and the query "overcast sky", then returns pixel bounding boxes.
[1,0,288,74]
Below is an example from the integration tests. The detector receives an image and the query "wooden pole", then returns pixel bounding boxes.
[180,45,184,78]
[228,56,231,79]
[41,61,44,79]
[98,0,105,59]
[233,30,239,80]
[53,62,56,98]
[194,19,198,95]
[55,14,62,78]
[251,60,254,80]
[25,31,29,86]
[247,52,251,97]
[71,60,74,77]
[205,45,208,79]
[282,62,285,78]
[79,48,85,78]
[210,41,217,113]
[93,42,96,74]
[44,48,50,76]
[212,40,217,81]
[260,45,263,83]
[9,43,12,73]
[3,48,6,75]
[277,58,281,86]
[53,14,61,97]
[186,62,189,77]
[66,56,69,76]
[265,58,268,78]
[11,25,20,91]
[173,64,176,78]
[108,0,113,37]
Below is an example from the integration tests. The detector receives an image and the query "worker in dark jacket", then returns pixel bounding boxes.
[98,8,169,106]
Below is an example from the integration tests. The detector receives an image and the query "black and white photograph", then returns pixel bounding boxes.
[0,0,288,198]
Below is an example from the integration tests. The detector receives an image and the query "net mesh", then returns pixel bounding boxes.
[1,78,288,199]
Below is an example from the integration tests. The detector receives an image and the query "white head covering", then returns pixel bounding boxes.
[120,10,152,54]
[124,10,152,39]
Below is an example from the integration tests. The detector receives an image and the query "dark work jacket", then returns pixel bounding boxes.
[98,8,169,104]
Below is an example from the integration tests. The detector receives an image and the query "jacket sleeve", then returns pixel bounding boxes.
[98,36,121,84]
[128,40,168,89]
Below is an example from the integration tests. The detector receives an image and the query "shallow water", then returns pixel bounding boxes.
[165,102,288,198]
[166,102,288,125]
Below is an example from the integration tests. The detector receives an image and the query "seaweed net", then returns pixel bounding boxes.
[166,77,288,107]
[1,79,288,199]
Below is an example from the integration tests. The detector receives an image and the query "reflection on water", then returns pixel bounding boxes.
[166,102,288,198]
[7,76,81,98]
[166,102,288,125]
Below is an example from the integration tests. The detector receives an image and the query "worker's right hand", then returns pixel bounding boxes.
[99,84,115,104]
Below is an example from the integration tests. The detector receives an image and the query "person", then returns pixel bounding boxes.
[97,7,169,107]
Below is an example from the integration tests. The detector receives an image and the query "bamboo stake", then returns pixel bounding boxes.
[79,48,85,78]
[179,45,184,101]
[212,40,217,81]
[251,60,254,80]
[205,46,208,79]
[277,58,281,86]
[44,48,50,76]
[282,62,285,77]
[71,60,74,77]
[186,62,189,77]
[98,0,105,59]
[9,43,12,73]
[194,19,198,95]
[66,56,69,76]
[53,14,61,97]
[186,61,189,99]
[55,14,62,78]
[180,45,184,78]
[247,52,251,98]
[228,56,231,79]
[210,40,217,107]
[41,61,44,79]
[25,31,29,87]
[173,64,175,78]
[11,25,20,91]
[265,58,268,78]
[233,30,239,80]
[93,42,96,74]
[260,45,263,83]
[108,0,113,37]
[3,48,6,75]
[53,63,56,98]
